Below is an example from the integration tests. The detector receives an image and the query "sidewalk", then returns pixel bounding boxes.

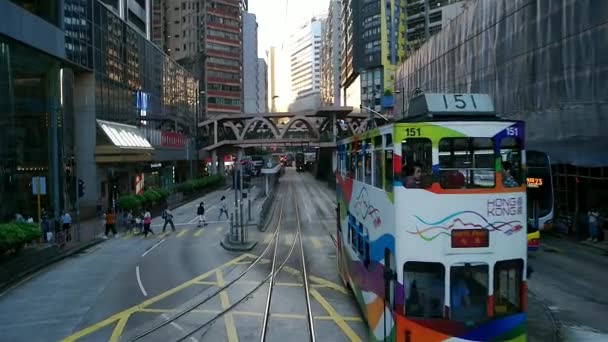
[0,217,104,294]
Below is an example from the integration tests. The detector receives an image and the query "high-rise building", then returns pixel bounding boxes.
[151,0,246,118]
[257,58,268,113]
[340,0,413,114]
[321,0,342,107]
[267,47,277,111]
[288,17,325,112]
[100,0,151,39]
[0,0,199,221]
[204,0,246,116]
[243,12,259,113]
[404,0,466,53]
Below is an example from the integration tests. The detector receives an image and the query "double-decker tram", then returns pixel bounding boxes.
[336,93,528,341]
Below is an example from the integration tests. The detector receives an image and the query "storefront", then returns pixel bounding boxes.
[94,119,155,210]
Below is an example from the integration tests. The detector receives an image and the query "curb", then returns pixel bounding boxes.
[0,238,106,297]
[220,235,257,251]
[528,289,564,342]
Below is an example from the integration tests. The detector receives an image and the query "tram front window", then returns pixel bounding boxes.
[439,138,495,189]
[450,263,488,324]
[404,262,445,319]
[402,138,432,188]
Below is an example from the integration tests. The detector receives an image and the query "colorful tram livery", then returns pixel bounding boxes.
[336,94,528,342]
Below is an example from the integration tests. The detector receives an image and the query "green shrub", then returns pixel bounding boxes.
[118,195,141,212]
[0,222,42,254]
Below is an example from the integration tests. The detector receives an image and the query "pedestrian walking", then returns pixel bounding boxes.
[162,206,176,233]
[218,196,229,220]
[62,211,72,242]
[197,202,207,227]
[104,208,118,238]
[143,209,154,237]
[588,208,600,242]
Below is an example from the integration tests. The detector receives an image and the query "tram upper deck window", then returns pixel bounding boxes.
[500,137,522,187]
[402,138,433,188]
[494,259,524,316]
[439,138,495,189]
[404,262,445,319]
[450,263,488,324]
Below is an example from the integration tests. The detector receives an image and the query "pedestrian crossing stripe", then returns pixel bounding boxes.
[194,229,204,237]
[176,229,189,237]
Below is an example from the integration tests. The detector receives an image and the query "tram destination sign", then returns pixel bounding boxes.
[451,229,489,248]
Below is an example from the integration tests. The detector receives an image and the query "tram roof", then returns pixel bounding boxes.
[400,93,503,122]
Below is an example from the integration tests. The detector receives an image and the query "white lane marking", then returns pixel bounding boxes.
[136,266,148,297]
[161,313,199,342]
[142,238,166,257]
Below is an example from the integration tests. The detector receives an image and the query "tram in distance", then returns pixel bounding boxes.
[336,93,528,342]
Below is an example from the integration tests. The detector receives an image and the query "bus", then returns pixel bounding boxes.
[336,93,528,342]
[526,150,553,251]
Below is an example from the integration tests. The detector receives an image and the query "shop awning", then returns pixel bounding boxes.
[95,119,154,163]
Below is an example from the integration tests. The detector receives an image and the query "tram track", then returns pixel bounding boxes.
[127,185,316,342]
[127,190,288,342]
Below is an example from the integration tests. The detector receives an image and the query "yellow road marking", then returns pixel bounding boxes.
[216,269,239,342]
[311,237,322,249]
[309,275,349,295]
[122,233,133,239]
[61,253,249,341]
[176,229,189,237]
[216,226,223,233]
[194,229,204,237]
[193,281,218,285]
[159,232,170,238]
[316,316,363,322]
[136,308,362,322]
[109,314,130,342]
[264,234,273,244]
[310,288,361,342]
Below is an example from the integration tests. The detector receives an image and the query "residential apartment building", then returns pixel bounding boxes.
[288,17,325,112]
[321,0,342,107]
[204,0,246,116]
[404,0,466,53]
[151,0,246,118]
[243,12,259,113]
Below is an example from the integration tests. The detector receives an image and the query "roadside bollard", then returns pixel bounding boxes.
[230,213,234,242]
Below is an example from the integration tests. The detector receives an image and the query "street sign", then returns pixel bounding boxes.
[32,177,47,195]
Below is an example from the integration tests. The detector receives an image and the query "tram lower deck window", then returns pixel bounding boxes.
[494,259,524,315]
[450,263,488,323]
[404,262,445,319]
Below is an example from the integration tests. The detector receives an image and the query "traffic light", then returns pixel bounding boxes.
[78,179,85,198]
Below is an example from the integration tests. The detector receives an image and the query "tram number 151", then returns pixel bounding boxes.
[442,94,477,110]
[405,128,421,137]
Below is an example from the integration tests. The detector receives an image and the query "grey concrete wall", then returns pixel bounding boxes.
[73,72,99,214]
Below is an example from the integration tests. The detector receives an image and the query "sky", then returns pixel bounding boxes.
[248,0,329,59]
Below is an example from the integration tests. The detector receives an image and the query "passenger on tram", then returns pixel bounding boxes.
[403,163,424,188]
[502,161,519,187]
